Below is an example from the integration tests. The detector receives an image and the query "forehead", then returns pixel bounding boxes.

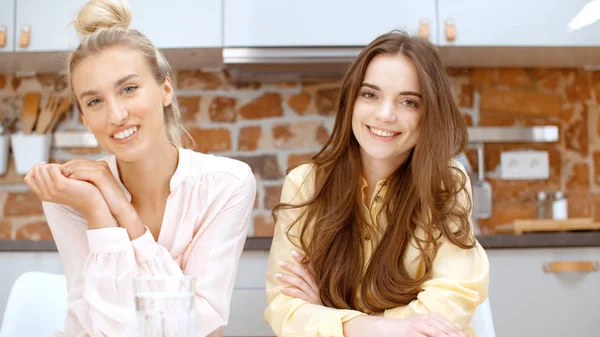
[71,46,151,93]
[363,53,421,92]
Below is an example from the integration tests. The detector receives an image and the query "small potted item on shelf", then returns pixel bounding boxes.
[0,99,19,176]
[11,93,71,175]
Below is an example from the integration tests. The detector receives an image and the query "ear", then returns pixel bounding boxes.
[162,76,174,107]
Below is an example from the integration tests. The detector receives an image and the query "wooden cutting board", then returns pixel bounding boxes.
[495,218,600,235]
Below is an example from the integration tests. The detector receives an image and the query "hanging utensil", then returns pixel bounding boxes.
[472,142,492,218]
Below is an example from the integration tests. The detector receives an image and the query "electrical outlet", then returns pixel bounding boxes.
[500,150,549,180]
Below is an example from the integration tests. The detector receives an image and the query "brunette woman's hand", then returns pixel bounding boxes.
[276,250,322,305]
[387,313,466,337]
[344,313,466,337]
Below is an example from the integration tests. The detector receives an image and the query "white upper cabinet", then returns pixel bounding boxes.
[224,0,438,47]
[126,0,222,49]
[13,0,222,52]
[0,0,15,52]
[437,0,600,46]
[15,0,83,52]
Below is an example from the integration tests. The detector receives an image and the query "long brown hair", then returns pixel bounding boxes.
[273,31,474,312]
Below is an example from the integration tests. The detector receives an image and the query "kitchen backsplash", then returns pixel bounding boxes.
[0,67,598,241]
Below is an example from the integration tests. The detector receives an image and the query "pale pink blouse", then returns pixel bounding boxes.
[43,148,256,337]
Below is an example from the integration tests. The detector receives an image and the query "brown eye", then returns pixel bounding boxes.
[361,92,377,99]
[402,99,419,109]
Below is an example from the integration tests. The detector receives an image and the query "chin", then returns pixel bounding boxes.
[104,142,147,163]
[361,145,413,164]
[114,150,145,163]
[362,149,396,161]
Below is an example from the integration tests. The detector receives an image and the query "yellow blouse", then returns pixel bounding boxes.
[264,159,490,337]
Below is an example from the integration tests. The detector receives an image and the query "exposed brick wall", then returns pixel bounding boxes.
[0,67,599,241]
[455,68,600,231]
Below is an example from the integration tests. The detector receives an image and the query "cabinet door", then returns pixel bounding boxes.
[487,248,600,337]
[15,0,83,52]
[224,0,438,47]
[0,0,15,52]
[226,251,273,336]
[225,289,274,336]
[437,0,600,46]
[126,0,222,49]
[15,0,222,52]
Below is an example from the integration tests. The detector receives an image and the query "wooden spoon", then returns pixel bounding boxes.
[46,97,72,133]
[21,92,41,135]
[34,95,59,134]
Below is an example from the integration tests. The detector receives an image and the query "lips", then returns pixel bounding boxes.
[367,125,400,138]
[112,125,139,140]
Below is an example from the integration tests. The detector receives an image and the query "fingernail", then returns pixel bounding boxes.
[275,273,283,279]
[291,250,299,257]
[278,261,286,267]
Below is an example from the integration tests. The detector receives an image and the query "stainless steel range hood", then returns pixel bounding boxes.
[223,47,360,82]
[223,45,600,83]
[223,47,362,64]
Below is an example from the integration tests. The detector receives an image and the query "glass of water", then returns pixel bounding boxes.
[134,275,196,337]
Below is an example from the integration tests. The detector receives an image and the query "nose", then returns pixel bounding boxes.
[374,100,397,124]
[108,100,128,125]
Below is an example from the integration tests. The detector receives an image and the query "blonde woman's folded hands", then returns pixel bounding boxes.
[24,162,116,230]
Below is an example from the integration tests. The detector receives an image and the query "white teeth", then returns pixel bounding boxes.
[113,126,138,140]
[369,126,396,138]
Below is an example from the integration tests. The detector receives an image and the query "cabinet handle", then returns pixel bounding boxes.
[445,19,456,42]
[19,24,31,48]
[543,261,600,273]
[418,18,430,40]
[0,25,6,48]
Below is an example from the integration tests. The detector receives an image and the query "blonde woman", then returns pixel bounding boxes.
[23,0,256,336]
[265,31,489,337]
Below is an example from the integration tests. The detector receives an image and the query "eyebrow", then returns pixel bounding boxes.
[361,82,422,99]
[78,74,139,100]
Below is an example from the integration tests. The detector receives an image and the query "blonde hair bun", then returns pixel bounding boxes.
[73,0,132,38]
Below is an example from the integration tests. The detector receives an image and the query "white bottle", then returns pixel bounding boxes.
[552,191,568,220]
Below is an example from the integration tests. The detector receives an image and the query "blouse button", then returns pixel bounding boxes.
[365,235,371,241]
[374,196,382,203]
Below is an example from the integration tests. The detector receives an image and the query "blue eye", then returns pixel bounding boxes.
[122,85,138,94]
[87,98,102,107]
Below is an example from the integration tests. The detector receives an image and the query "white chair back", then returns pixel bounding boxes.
[471,297,496,337]
[0,271,67,337]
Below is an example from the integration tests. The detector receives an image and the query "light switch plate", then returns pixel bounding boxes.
[500,150,549,180]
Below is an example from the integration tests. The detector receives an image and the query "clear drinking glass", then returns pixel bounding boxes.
[134,276,196,337]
